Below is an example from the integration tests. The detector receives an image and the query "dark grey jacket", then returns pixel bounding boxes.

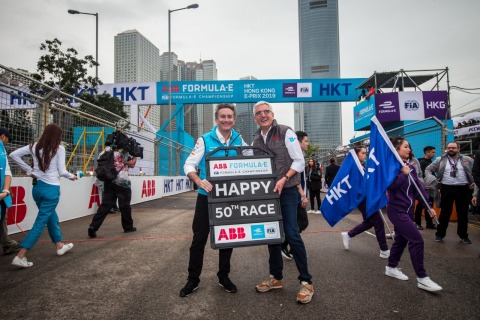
[425,153,474,185]
[252,120,300,188]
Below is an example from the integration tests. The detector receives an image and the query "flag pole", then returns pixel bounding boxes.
[378,209,394,240]
[407,174,440,225]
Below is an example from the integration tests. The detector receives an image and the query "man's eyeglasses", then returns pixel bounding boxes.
[255,109,272,117]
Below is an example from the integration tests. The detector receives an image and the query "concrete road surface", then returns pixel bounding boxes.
[1,191,479,319]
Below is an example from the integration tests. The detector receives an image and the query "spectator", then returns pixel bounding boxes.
[306,159,322,214]
[425,142,474,244]
[365,85,375,99]
[325,157,340,188]
[9,124,77,268]
[0,128,20,255]
[471,141,480,189]
[358,89,367,101]
[414,146,437,230]
[252,101,314,304]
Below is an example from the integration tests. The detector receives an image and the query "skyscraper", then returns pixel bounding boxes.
[114,30,161,83]
[114,30,162,135]
[188,59,217,139]
[296,0,341,154]
[114,29,218,141]
[158,57,218,139]
[235,76,258,144]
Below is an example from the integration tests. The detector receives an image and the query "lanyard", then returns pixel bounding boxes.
[447,156,458,172]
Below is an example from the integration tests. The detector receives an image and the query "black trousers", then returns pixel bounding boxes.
[187,194,232,284]
[414,195,434,227]
[90,181,133,231]
[436,184,470,239]
[309,189,321,211]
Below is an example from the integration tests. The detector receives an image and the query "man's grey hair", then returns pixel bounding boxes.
[253,101,273,115]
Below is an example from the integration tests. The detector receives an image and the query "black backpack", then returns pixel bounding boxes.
[95,150,119,182]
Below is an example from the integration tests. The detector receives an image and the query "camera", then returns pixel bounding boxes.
[105,131,144,159]
[125,136,144,159]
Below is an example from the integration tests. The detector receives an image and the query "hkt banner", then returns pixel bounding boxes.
[103,78,365,104]
[3,78,365,109]
[354,91,449,130]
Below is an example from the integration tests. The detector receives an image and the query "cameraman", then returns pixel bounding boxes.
[88,132,137,238]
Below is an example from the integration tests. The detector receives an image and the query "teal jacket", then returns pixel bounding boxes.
[197,126,243,195]
[0,141,12,208]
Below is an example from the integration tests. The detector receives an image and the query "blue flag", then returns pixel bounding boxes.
[321,150,366,227]
[365,116,403,218]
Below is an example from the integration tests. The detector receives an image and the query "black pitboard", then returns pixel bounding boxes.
[206,146,284,249]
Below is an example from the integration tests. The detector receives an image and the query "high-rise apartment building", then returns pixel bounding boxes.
[114,30,161,83]
[159,52,179,81]
[114,30,162,134]
[188,59,217,139]
[114,29,218,141]
[235,76,258,144]
[296,0,341,155]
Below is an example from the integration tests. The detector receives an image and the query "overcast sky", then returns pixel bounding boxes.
[1,0,479,144]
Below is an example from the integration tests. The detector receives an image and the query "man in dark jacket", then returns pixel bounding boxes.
[414,146,436,229]
[325,158,340,188]
[425,142,474,244]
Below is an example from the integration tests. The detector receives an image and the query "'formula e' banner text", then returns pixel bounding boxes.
[209,158,273,177]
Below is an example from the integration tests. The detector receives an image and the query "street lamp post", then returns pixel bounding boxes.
[68,9,99,80]
[168,3,199,176]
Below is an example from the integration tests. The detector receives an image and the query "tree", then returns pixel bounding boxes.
[31,38,127,121]
[29,38,128,168]
[31,38,100,95]
[305,142,319,161]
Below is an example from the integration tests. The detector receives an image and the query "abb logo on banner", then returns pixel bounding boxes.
[142,180,156,198]
[218,227,246,241]
[7,186,27,225]
[161,85,179,92]
[213,163,227,169]
[89,185,101,209]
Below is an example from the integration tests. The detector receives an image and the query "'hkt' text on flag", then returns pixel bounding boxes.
[321,150,366,227]
[365,116,403,218]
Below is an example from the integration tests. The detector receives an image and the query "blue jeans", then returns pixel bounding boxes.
[268,187,312,283]
[21,180,62,250]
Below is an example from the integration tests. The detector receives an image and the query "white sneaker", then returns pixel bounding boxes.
[380,250,390,258]
[57,243,74,256]
[307,210,315,214]
[417,277,442,292]
[314,210,322,215]
[385,266,409,280]
[341,232,350,250]
[12,256,33,268]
